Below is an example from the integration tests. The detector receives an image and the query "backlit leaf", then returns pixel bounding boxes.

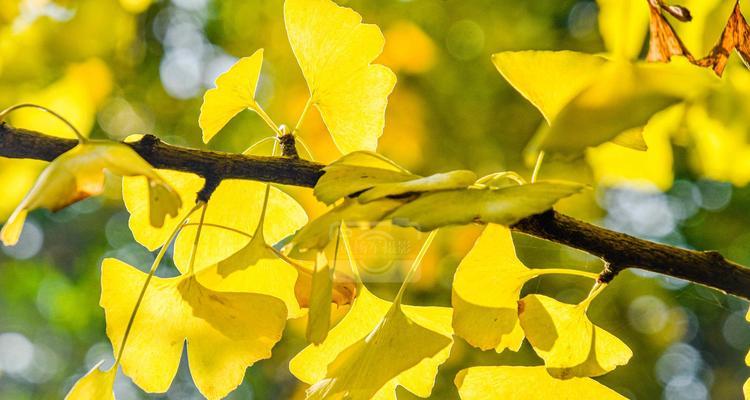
[124,175,307,271]
[289,286,453,399]
[101,258,287,399]
[306,252,333,344]
[388,181,585,231]
[541,59,715,152]
[357,170,477,203]
[199,49,264,143]
[597,0,650,59]
[285,0,397,153]
[314,151,417,205]
[518,294,633,378]
[492,51,607,123]
[455,366,627,400]
[1,141,180,246]
[452,224,528,353]
[64,362,116,400]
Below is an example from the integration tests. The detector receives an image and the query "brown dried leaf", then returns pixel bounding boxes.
[697,1,750,76]
[647,1,695,62]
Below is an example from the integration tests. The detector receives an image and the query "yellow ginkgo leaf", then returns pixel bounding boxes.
[388,181,584,231]
[173,180,307,272]
[455,366,627,400]
[285,0,397,154]
[492,51,607,124]
[101,258,287,400]
[124,173,307,269]
[1,141,180,246]
[586,105,684,190]
[452,224,529,353]
[357,170,477,203]
[199,49,264,143]
[289,285,453,400]
[596,0,650,60]
[314,151,417,205]
[540,59,717,153]
[64,362,116,400]
[123,169,204,251]
[195,185,304,318]
[518,294,633,378]
[306,252,333,344]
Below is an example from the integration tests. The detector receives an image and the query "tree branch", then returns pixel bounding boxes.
[2,123,750,300]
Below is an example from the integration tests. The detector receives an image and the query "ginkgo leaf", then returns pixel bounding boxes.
[697,1,750,76]
[610,128,648,151]
[285,0,397,153]
[647,0,694,63]
[388,181,584,231]
[64,362,116,400]
[357,170,477,203]
[314,151,417,205]
[101,258,287,399]
[597,0,650,60]
[492,51,607,123]
[518,294,633,378]
[586,104,683,190]
[123,169,204,251]
[306,252,333,344]
[292,198,404,252]
[452,224,529,353]
[455,366,627,400]
[1,141,180,246]
[189,184,306,318]
[540,59,715,152]
[199,49,264,143]
[289,285,453,399]
[124,174,307,271]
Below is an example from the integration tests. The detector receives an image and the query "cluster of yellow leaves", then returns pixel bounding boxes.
[493,0,750,192]
[199,0,396,154]
[452,225,631,383]
[295,151,584,253]
[1,140,181,246]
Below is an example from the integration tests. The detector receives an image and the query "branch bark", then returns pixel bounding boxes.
[2,123,750,300]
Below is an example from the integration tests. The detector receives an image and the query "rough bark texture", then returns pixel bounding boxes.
[2,123,749,300]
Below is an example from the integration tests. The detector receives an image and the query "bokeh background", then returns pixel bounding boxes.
[1,0,750,399]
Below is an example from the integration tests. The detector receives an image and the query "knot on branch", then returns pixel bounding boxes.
[598,262,622,284]
[279,133,299,159]
[196,175,221,203]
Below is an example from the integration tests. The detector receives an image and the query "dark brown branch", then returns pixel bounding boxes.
[2,123,750,300]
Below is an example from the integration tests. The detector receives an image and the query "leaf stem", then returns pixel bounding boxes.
[0,103,87,143]
[186,202,208,275]
[531,150,545,183]
[579,281,607,311]
[394,229,438,304]
[293,96,314,133]
[243,136,278,156]
[528,268,599,280]
[253,104,283,137]
[113,202,203,367]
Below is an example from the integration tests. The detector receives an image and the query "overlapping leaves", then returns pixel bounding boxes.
[296,151,584,252]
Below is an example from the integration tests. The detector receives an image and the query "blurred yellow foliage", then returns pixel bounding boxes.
[378,21,437,74]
